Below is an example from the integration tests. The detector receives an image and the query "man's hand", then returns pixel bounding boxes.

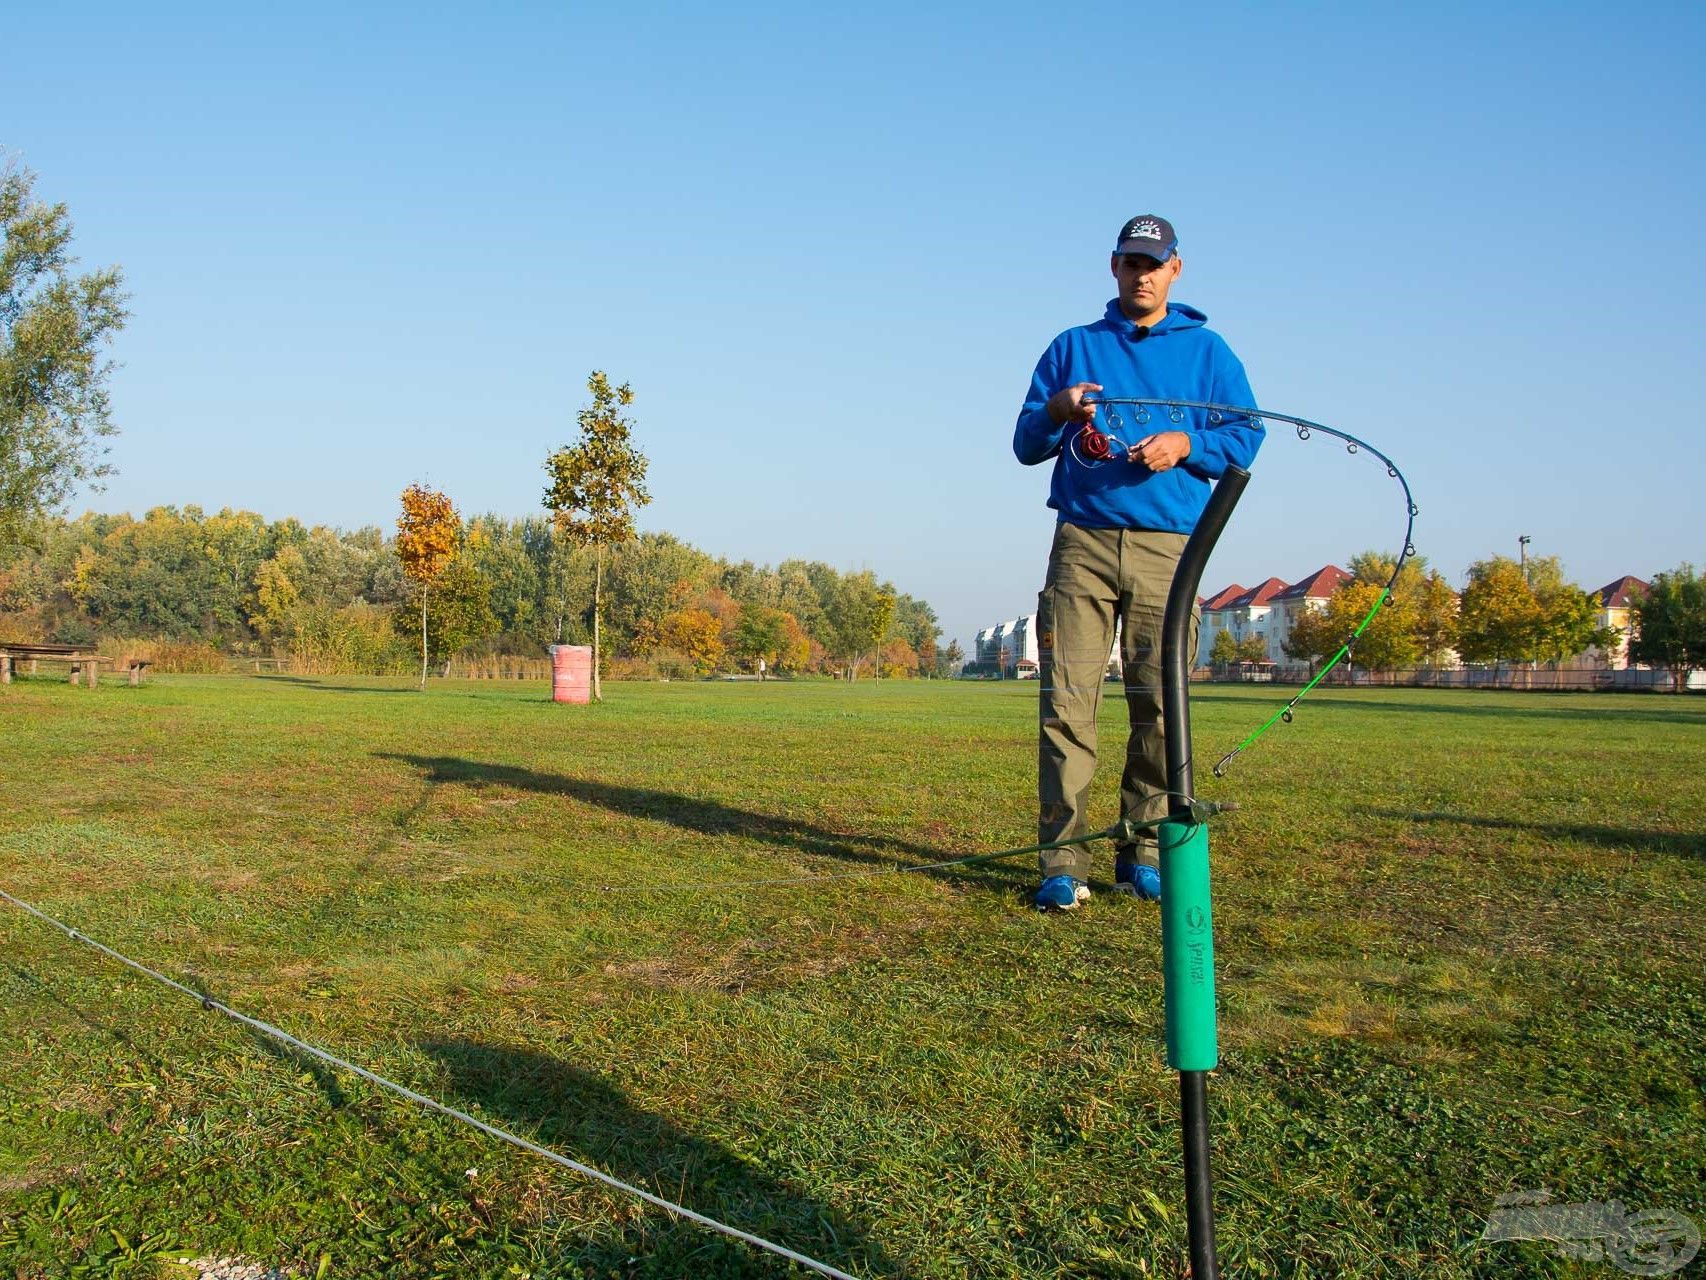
[1045,382,1103,427]
[1130,431,1191,472]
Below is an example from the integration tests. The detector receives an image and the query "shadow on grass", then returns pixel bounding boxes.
[419,1037,894,1277]
[261,675,550,706]
[10,962,512,1231]
[1279,695,1704,728]
[124,963,362,1115]
[297,778,438,942]
[377,753,955,873]
[1360,807,1704,860]
[4,963,171,1074]
[259,675,419,695]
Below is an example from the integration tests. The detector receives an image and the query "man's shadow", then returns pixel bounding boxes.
[420,1037,894,1277]
[258,675,418,695]
[376,753,957,875]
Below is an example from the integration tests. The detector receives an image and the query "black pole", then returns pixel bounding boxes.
[1161,464,1250,1280]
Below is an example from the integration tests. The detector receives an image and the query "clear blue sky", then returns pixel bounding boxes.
[7,1,1702,650]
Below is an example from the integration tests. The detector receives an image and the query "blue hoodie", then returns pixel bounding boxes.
[1013,300,1264,533]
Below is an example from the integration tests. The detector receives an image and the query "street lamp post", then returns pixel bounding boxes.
[1518,535,1534,685]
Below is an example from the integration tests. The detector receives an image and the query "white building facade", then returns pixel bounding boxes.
[1197,566,1348,673]
[969,612,1116,678]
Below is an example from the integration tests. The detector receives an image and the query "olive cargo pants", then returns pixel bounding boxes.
[1036,521,1197,880]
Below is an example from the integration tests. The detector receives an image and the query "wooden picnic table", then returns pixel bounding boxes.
[0,643,151,687]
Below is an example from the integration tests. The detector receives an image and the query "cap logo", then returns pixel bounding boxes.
[1127,219,1163,241]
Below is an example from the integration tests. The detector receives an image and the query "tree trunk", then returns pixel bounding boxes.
[592,544,603,703]
[420,586,428,689]
[552,536,567,643]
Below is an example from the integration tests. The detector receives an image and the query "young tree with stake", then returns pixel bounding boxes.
[869,588,896,681]
[543,372,650,702]
[395,483,459,689]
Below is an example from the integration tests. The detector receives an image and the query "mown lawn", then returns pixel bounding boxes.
[1,674,1701,1279]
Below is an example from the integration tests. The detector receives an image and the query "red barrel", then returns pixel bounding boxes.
[549,644,593,704]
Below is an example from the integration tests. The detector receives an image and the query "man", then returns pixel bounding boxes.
[1013,214,1264,911]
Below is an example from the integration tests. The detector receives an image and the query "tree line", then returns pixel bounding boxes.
[0,166,945,683]
[0,504,949,679]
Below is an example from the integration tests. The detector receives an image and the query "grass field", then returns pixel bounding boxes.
[1,674,1701,1279]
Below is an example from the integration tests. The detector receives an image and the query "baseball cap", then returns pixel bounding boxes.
[1114,215,1178,262]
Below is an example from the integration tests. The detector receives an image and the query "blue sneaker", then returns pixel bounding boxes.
[1035,875,1090,911]
[1114,853,1162,901]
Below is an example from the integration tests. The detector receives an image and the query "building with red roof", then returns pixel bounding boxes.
[1275,565,1353,605]
[1597,575,1649,610]
[1267,565,1353,669]
[1196,566,1353,671]
[1592,575,1649,668]
[1198,576,1292,666]
[1200,583,1246,610]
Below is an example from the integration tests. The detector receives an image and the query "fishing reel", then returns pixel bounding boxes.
[1070,422,1130,467]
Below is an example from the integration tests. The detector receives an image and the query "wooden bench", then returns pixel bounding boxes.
[0,645,153,686]
[1,643,106,686]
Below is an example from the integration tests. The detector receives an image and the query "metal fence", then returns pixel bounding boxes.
[444,656,553,680]
[1201,665,1699,693]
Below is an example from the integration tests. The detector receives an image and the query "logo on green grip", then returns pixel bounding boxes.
[1185,905,1209,985]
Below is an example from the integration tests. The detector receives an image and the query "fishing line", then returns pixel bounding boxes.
[0,886,865,1280]
[1081,398,1418,775]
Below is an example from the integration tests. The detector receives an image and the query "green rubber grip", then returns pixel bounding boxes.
[1158,817,1218,1071]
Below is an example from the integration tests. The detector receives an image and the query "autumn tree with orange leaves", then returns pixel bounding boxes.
[396,483,459,688]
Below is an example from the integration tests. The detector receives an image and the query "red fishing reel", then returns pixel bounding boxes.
[1077,423,1117,461]
[1071,423,1125,464]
